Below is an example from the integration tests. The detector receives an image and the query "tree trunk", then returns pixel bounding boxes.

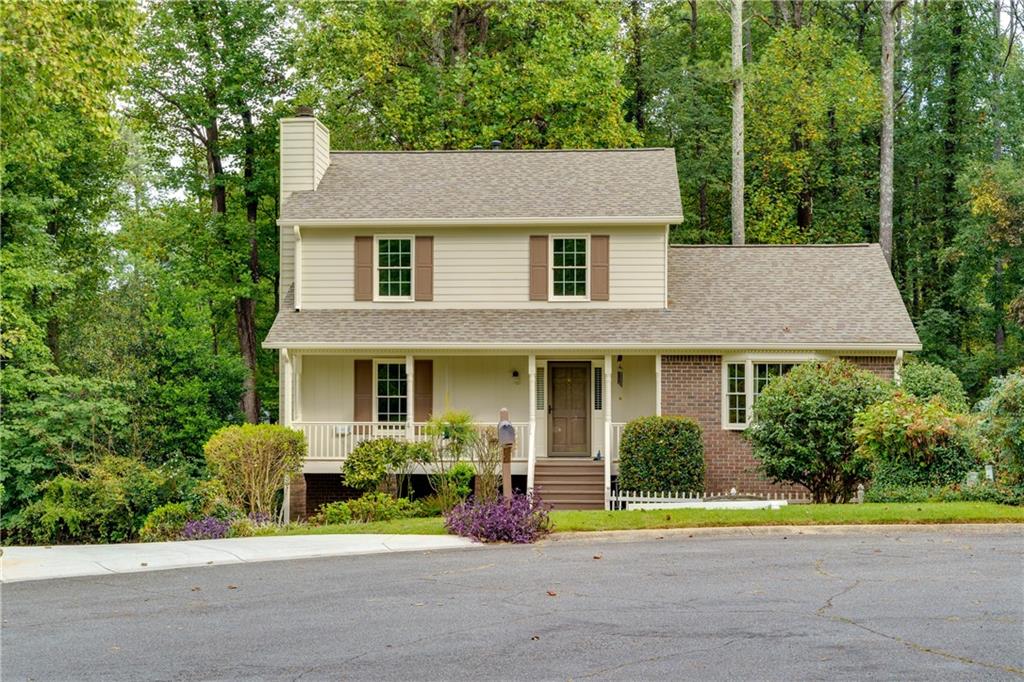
[880,0,896,267]
[627,0,647,133]
[731,0,745,245]
[236,109,262,424]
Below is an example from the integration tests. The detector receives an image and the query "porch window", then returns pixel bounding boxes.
[725,360,799,428]
[376,237,412,299]
[551,237,588,298]
[376,362,408,422]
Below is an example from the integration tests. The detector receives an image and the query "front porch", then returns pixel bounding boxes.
[280,351,660,507]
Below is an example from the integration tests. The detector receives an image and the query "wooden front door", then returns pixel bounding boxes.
[548,362,591,456]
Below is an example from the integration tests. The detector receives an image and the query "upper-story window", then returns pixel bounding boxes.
[375,237,413,300]
[551,236,588,299]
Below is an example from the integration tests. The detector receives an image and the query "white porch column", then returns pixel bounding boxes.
[527,354,537,493]
[655,353,662,416]
[294,352,303,422]
[281,349,294,521]
[894,349,905,384]
[405,354,415,440]
[604,354,613,509]
[293,225,302,311]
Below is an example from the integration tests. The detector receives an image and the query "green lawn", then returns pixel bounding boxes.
[260,502,1024,537]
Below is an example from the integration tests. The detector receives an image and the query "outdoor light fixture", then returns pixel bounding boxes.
[511,369,520,384]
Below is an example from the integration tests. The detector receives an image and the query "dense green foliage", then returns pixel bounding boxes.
[748,360,893,502]
[342,438,431,494]
[854,392,979,488]
[12,456,192,544]
[977,370,1024,485]
[3,0,1021,534]
[899,359,970,411]
[864,481,1024,506]
[318,493,422,525]
[203,425,305,516]
[139,502,194,542]
[617,416,705,493]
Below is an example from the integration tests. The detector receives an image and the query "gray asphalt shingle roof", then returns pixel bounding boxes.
[279,149,684,223]
[263,244,920,350]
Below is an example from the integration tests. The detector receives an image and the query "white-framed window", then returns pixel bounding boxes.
[722,356,818,429]
[374,236,413,300]
[375,361,408,422]
[550,235,589,300]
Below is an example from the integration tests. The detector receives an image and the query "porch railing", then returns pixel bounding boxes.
[293,421,530,462]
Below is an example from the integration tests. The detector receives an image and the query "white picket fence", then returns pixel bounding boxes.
[609,489,813,511]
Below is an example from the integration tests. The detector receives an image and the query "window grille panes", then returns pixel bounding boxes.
[726,363,747,425]
[376,363,408,422]
[594,367,603,410]
[753,363,795,401]
[552,238,587,297]
[377,239,412,298]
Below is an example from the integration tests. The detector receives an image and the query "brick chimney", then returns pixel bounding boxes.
[279,106,330,205]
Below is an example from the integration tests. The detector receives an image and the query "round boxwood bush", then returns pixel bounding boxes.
[616,416,705,493]
[899,359,969,412]
[854,391,979,488]
[748,360,893,502]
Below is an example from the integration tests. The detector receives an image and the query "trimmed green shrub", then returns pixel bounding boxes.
[318,500,353,525]
[139,502,194,542]
[864,481,1023,505]
[342,492,420,524]
[204,424,305,517]
[446,462,476,501]
[977,369,1024,485]
[899,359,969,411]
[862,484,934,503]
[855,392,979,488]
[617,416,705,493]
[749,360,894,502]
[15,456,190,544]
[342,437,430,495]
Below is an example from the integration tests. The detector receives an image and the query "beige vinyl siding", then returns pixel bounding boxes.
[279,225,295,301]
[299,355,353,421]
[298,225,666,309]
[301,228,353,307]
[279,118,330,204]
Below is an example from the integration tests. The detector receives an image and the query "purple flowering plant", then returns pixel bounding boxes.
[181,516,231,540]
[444,493,551,543]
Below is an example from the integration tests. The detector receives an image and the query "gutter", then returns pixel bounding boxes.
[275,216,683,228]
[262,341,922,353]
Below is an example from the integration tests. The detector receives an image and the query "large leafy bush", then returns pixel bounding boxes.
[899,359,969,411]
[748,360,893,502]
[977,370,1024,485]
[854,392,979,487]
[14,456,190,544]
[203,424,305,517]
[617,416,705,493]
[342,437,429,495]
[316,492,420,524]
[445,493,550,543]
[139,502,194,542]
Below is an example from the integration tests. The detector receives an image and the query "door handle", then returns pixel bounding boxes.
[547,404,553,414]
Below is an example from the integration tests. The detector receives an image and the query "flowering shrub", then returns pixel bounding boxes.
[444,493,550,543]
[181,516,231,540]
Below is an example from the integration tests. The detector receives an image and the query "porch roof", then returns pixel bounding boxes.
[264,244,920,351]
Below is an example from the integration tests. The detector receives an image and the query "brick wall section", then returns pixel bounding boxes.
[660,354,896,494]
[303,474,361,517]
[288,474,307,522]
[841,355,896,381]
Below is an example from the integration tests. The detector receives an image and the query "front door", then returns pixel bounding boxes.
[548,362,591,457]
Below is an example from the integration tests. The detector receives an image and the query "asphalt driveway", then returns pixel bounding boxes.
[3,525,1022,681]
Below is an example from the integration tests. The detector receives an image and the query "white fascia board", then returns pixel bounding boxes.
[275,216,681,228]
[262,341,921,353]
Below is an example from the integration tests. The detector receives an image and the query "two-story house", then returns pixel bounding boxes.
[264,110,921,518]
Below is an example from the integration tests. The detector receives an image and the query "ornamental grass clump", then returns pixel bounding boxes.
[444,493,550,543]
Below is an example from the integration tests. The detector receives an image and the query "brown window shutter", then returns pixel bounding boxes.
[414,359,433,421]
[354,359,373,421]
[414,236,433,301]
[591,235,609,301]
[529,235,548,301]
[354,236,373,301]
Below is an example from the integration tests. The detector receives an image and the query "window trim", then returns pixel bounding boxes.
[373,358,409,423]
[720,354,825,430]
[549,234,590,301]
[373,235,415,302]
